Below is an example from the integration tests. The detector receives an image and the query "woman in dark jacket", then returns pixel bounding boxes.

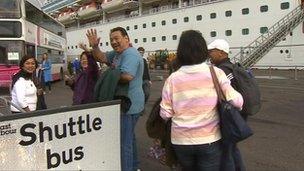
[65,51,99,105]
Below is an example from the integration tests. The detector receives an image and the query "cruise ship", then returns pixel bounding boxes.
[42,0,304,68]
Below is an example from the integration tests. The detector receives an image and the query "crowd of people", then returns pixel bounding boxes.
[10,27,251,171]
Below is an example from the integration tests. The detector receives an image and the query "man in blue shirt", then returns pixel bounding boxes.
[86,27,144,171]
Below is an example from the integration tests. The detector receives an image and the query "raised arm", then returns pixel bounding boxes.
[86,29,108,63]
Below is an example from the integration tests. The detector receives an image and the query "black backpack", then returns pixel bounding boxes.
[223,63,261,116]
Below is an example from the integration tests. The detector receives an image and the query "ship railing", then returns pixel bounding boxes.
[181,0,225,8]
[66,0,225,31]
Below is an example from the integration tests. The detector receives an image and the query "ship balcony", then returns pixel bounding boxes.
[101,0,138,13]
[141,0,161,4]
[57,12,75,24]
[77,4,99,19]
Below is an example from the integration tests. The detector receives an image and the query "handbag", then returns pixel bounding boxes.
[36,69,47,110]
[209,65,253,144]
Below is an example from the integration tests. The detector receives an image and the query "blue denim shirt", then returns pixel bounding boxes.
[106,47,144,114]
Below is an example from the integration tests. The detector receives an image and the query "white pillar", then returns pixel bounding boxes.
[139,0,143,16]
[102,11,106,23]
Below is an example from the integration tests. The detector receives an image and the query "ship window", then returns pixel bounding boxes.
[162,36,166,41]
[210,13,216,19]
[225,10,232,17]
[152,37,156,42]
[143,38,147,42]
[196,15,202,21]
[225,30,232,36]
[281,2,289,10]
[242,28,249,35]
[71,46,74,49]
[172,35,177,40]
[260,27,268,34]
[285,50,289,54]
[290,32,293,36]
[242,8,249,15]
[134,39,138,43]
[143,23,146,28]
[152,22,156,27]
[134,25,138,30]
[210,31,217,37]
[67,46,69,49]
[106,42,109,46]
[172,18,177,24]
[126,26,130,31]
[75,45,78,49]
[280,50,283,53]
[260,5,268,12]
[184,17,189,22]
[161,20,166,26]
[100,43,102,46]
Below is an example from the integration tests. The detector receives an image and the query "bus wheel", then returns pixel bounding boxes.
[60,68,64,81]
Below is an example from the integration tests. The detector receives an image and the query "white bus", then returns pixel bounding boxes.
[0,0,67,87]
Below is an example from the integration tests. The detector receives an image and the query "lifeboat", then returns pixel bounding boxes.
[57,10,75,24]
[77,2,99,19]
[141,0,161,4]
[101,0,138,13]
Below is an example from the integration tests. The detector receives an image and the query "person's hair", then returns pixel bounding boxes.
[80,51,90,61]
[176,30,208,66]
[19,54,38,68]
[137,47,145,52]
[110,27,129,39]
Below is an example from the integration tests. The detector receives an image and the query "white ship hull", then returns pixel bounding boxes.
[65,0,304,67]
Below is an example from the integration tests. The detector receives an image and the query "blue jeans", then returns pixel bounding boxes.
[173,141,222,171]
[121,113,141,171]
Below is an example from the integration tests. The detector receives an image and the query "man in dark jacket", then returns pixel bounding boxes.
[208,39,246,171]
[137,47,151,103]
[208,40,235,90]
[208,39,249,120]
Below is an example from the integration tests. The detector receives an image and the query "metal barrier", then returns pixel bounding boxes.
[253,65,304,80]
[0,96,26,115]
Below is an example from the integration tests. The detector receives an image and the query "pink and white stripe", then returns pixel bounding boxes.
[160,62,243,145]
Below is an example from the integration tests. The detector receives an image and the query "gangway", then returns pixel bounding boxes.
[232,5,304,68]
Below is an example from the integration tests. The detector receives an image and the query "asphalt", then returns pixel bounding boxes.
[1,69,304,171]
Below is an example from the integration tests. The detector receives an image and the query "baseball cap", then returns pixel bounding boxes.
[208,39,230,54]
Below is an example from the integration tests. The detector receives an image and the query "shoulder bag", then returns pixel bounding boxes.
[209,65,253,144]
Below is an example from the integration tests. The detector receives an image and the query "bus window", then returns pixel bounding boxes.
[0,0,21,19]
[26,44,35,58]
[0,21,22,38]
[0,46,7,64]
[0,41,24,65]
[25,1,66,39]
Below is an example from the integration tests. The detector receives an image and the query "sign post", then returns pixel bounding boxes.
[0,101,121,170]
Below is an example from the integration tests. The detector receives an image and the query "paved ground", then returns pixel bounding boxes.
[1,69,304,171]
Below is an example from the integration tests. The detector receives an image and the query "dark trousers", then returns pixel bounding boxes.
[173,141,222,171]
[44,81,51,91]
[142,80,151,104]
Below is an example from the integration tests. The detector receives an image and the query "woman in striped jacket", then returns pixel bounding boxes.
[160,30,243,171]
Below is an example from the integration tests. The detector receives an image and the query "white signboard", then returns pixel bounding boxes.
[7,52,19,60]
[0,101,121,170]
